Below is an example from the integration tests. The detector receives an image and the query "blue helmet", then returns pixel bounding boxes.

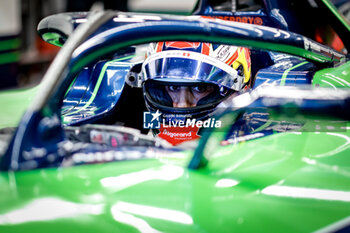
[140,41,251,122]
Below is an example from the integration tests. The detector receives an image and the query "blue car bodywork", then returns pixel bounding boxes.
[37,0,347,128]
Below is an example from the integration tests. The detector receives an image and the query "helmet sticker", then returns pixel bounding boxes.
[165,41,201,49]
[157,125,200,146]
[213,45,238,65]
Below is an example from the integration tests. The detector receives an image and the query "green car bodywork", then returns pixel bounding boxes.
[0,126,349,232]
[0,0,350,232]
[0,85,40,129]
[313,61,350,88]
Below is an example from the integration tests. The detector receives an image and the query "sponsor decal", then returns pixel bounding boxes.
[215,45,235,62]
[201,15,264,25]
[216,16,263,25]
[157,125,201,146]
[165,41,201,49]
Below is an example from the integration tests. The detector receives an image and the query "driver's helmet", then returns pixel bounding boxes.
[141,41,251,120]
[139,41,251,145]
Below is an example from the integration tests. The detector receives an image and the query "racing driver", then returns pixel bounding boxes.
[129,41,252,145]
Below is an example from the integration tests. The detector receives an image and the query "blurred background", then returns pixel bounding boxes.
[0,0,197,90]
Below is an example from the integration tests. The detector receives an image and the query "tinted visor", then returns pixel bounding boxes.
[141,50,243,91]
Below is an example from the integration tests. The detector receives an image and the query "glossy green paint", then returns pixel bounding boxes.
[0,85,40,129]
[0,128,349,232]
[42,32,64,47]
[313,61,350,88]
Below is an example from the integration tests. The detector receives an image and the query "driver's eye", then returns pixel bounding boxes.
[191,85,208,93]
[167,85,180,92]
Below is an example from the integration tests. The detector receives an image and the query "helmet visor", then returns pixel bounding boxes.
[141,50,244,91]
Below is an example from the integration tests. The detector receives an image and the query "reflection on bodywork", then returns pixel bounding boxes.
[100,165,184,192]
[111,209,161,233]
[111,201,193,225]
[0,197,104,225]
[261,185,350,202]
[215,178,240,188]
[310,132,350,158]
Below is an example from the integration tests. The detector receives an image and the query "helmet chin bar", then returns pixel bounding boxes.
[144,86,231,122]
